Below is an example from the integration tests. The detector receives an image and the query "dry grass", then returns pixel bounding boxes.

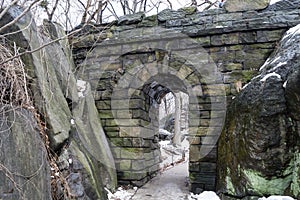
[0,43,73,199]
[0,43,31,107]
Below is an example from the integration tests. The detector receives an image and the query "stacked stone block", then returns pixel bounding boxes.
[71,3,300,193]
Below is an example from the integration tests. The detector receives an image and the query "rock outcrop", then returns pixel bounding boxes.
[217,24,300,199]
[0,107,51,200]
[0,6,117,199]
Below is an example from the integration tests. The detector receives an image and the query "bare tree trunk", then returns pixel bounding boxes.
[173,92,181,146]
[79,0,92,24]
[44,0,59,21]
[96,1,108,24]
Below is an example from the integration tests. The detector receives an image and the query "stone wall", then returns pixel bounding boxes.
[71,0,300,194]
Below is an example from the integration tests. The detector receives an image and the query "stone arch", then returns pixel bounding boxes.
[77,27,227,191]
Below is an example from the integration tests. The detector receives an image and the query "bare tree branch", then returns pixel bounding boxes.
[0,0,19,20]
[0,0,42,33]
[48,0,59,21]
[0,28,82,65]
[107,1,119,20]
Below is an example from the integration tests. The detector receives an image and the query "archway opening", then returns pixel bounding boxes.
[158,92,189,171]
[142,79,191,193]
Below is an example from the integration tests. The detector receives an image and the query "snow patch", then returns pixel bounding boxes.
[77,80,87,97]
[260,57,282,71]
[242,82,250,90]
[106,187,136,200]
[260,72,282,82]
[282,24,300,40]
[269,0,284,5]
[283,80,287,88]
[216,25,226,28]
[260,58,271,71]
[188,191,220,200]
[159,140,171,147]
[273,61,287,70]
[258,196,295,200]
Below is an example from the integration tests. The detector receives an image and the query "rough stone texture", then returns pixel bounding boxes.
[1,6,117,199]
[118,12,145,25]
[0,11,72,150]
[224,0,270,12]
[0,106,51,200]
[266,0,300,11]
[217,24,300,199]
[70,0,300,195]
[71,81,117,190]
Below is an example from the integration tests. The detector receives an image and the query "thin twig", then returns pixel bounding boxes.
[0,28,81,65]
[0,0,42,33]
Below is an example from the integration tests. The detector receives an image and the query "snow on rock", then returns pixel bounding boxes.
[273,61,287,71]
[241,82,250,90]
[269,0,284,5]
[260,58,271,71]
[258,196,295,200]
[283,80,287,88]
[260,72,282,82]
[159,140,171,147]
[188,191,220,200]
[159,129,173,137]
[106,187,136,200]
[260,56,282,71]
[282,24,300,40]
[77,80,87,97]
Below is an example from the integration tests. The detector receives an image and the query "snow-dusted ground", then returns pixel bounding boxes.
[258,196,295,200]
[159,138,189,170]
[106,135,295,200]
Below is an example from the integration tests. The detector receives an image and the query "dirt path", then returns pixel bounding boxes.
[131,161,189,200]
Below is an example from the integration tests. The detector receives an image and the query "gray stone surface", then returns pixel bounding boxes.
[1,11,72,150]
[0,107,51,200]
[118,12,145,25]
[1,6,117,200]
[266,0,300,10]
[71,2,300,193]
[157,9,186,21]
[224,0,270,12]
[217,24,300,199]
[62,0,300,196]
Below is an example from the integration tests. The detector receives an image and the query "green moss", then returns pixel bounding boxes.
[110,138,124,146]
[226,168,236,195]
[291,151,300,197]
[243,169,292,195]
[179,6,197,15]
[124,148,142,153]
[189,172,196,181]
[138,15,158,27]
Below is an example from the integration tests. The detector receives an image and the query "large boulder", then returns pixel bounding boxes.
[224,0,270,12]
[217,24,300,199]
[0,106,51,199]
[0,9,72,150]
[0,6,117,199]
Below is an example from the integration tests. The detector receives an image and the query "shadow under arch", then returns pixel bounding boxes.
[81,26,227,191]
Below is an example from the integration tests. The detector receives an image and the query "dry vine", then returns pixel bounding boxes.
[0,43,31,107]
[0,42,73,199]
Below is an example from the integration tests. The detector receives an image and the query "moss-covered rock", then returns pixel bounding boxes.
[217,24,300,199]
[0,107,51,199]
